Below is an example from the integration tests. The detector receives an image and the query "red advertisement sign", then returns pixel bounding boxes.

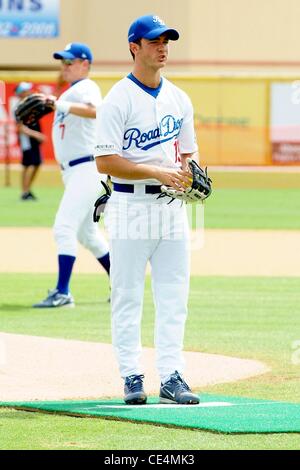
[270,82,300,164]
[272,142,300,164]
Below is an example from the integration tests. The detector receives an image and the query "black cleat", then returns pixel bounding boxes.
[159,371,200,405]
[124,374,147,405]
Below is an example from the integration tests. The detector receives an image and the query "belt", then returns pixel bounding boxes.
[60,155,94,170]
[113,183,162,194]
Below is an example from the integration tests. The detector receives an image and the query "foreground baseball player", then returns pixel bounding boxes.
[94,15,200,404]
[33,43,110,308]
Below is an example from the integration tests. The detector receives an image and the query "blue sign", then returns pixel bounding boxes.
[0,0,60,38]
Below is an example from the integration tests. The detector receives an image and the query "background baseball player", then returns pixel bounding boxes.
[94,15,200,404]
[34,42,110,308]
[14,82,46,201]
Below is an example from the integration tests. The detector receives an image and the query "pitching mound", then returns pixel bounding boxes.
[2,395,300,434]
[0,332,269,402]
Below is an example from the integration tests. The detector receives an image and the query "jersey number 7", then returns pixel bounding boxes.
[59,123,66,140]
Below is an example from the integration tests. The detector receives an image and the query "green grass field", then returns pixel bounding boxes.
[1,168,300,229]
[0,274,300,450]
[0,167,300,450]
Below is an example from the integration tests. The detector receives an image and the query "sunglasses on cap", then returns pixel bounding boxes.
[61,58,85,65]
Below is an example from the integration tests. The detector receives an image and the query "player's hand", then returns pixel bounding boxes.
[45,95,57,109]
[155,167,192,191]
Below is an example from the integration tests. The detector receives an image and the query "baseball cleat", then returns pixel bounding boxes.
[159,371,200,405]
[124,374,147,405]
[21,191,37,201]
[33,289,75,308]
[28,191,37,200]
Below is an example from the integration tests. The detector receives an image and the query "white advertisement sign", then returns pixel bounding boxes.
[0,0,60,38]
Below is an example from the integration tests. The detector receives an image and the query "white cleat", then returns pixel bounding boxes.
[33,289,75,308]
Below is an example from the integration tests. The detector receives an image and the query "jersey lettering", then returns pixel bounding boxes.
[174,139,181,163]
[123,114,183,151]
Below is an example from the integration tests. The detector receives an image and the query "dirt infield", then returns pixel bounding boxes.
[0,332,269,402]
[1,226,296,401]
[1,227,300,276]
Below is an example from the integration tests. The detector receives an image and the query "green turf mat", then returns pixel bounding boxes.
[1,394,300,434]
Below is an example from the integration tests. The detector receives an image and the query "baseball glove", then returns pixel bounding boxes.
[158,158,212,204]
[93,179,112,223]
[15,93,54,125]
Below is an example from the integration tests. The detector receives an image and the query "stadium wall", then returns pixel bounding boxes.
[1,72,300,166]
[1,0,300,70]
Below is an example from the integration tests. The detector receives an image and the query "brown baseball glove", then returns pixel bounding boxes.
[15,93,54,125]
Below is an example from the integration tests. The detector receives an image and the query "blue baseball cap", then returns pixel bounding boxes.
[53,42,93,63]
[15,82,33,95]
[128,14,179,42]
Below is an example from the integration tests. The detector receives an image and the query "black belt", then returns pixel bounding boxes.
[113,183,162,194]
[60,155,94,170]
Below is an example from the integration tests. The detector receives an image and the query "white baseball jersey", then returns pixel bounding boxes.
[94,75,198,184]
[53,78,102,164]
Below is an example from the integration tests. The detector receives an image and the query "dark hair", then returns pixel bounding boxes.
[129,39,141,60]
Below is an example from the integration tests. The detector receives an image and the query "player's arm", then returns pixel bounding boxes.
[59,102,96,118]
[17,123,46,143]
[45,95,96,118]
[181,152,199,170]
[95,98,190,189]
[95,154,191,190]
[177,94,199,170]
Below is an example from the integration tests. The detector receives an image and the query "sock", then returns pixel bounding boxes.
[97,252,110,275]
[161,371,180,384]
[56,254,76,294]
[161,375,172,385]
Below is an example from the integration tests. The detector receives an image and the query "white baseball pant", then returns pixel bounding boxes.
[105,187,190,380]
[53,161,109,258]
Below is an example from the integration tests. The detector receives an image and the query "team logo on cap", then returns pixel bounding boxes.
[65,43,72,51]
[153,15,165,25]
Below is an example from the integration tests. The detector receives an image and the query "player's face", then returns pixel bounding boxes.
[60,59,89,82]
[138,34,169,70]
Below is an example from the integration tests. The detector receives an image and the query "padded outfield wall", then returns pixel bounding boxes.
[1,72,300,166]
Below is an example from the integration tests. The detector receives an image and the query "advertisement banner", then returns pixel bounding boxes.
[0,0,59,38]
[271,82,300,164]
[172,78,269,166]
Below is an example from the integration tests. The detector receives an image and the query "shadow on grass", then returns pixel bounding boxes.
[75,300,110,308]
[0,300,110,312]
[0,304,34,312]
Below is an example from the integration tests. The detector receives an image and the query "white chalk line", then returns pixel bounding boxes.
[76,401,294,412]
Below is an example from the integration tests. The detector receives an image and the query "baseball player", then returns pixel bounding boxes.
[94,15,200,405]
[33,43,110,308]
[14,82,45,201]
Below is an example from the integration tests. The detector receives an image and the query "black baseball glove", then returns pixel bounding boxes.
[15,93,54,125]
[159,158,212,203]
[93,179,112,223]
